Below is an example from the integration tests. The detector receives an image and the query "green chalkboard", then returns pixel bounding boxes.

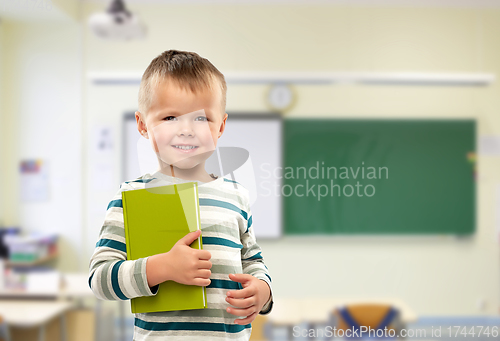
[283,119,475,235]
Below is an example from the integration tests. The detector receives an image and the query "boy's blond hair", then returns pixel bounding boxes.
[138,49,227,118]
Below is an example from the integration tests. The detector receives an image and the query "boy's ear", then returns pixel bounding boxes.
[218,113,228,138]
[135,111,148,138]
[135,111,142,124]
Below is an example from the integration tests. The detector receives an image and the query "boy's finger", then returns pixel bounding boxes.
[198,250,211,260]
[193,278,211,287]
[228,273,252,283]
[226,295,253,308]
[198,260,212,269]
[226,286,254,299]
[178,229,201,246]
[226,305,255,317]
[233,312,257,325]
[234,312,257,325]
[196,269,211,279]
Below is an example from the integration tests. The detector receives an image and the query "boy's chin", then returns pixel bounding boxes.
[159,156,204,170]
[170,161,200,170]
[158,149,215,167]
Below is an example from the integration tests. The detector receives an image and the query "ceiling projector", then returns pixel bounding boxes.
[88,0,147,40]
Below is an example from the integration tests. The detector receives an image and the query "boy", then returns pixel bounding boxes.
[88,50,273,341]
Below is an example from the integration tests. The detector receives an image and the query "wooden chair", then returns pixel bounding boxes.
[249,314,270,341]
[0,315,11,341]
[329,303,404,340]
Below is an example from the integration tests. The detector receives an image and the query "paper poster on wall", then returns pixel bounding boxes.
[479,135,500,156]
[92,125,114,156]
[20,159,49,202]
[90,125,114,191]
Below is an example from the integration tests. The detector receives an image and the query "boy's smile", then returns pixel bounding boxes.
[136,79,228,180]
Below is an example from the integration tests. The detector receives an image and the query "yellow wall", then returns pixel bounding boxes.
[1,18,83,272]
[81,4,500,315]
[0,19,4,227]
[1,3,499,315]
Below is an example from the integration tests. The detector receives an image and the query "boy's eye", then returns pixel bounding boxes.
[163,116,207,121]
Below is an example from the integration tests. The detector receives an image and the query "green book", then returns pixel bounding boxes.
[122,181,208,314]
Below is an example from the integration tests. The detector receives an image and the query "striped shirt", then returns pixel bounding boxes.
[89,170,273,341]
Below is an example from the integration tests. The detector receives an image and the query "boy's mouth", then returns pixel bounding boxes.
[171,144,199,152]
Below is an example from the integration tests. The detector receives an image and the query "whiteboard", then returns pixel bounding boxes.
[122,112,282,239]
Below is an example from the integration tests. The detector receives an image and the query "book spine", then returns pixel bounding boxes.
[122,191,136,314]
[194,183,207,308]
[194,183,202,249]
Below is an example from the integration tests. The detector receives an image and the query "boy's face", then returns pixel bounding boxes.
[136,80,228,170]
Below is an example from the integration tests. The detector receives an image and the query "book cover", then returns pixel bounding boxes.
[122,181,207,314]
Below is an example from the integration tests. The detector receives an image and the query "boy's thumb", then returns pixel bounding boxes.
[179,229,201,245]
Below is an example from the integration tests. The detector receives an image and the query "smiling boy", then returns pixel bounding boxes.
[89,50,273,341]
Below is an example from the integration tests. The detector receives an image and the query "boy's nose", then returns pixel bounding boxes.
[178,122,194,137]
[179,131,193,137]
[178,127,194,137]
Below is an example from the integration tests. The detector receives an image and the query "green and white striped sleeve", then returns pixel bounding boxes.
[239,191,274,315]
[88,182,159,301]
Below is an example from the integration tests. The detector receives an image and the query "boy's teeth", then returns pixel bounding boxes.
[174,145,196,150]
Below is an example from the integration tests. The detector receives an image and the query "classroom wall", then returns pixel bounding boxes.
[0,18,84,272]
[0,20,5,228]
[81,4,500,316]
[1,3,499,316]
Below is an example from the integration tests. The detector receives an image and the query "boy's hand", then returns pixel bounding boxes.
[147,230,212,287]
[167,229,212,286]
[225,273,271,325]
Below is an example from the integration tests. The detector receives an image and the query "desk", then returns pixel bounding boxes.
[0,273,94,299]
[269,297,417,325]
[0,273,126,341]
[267,297,417,339]
[0,300,73,341]
[0,273,94,341]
